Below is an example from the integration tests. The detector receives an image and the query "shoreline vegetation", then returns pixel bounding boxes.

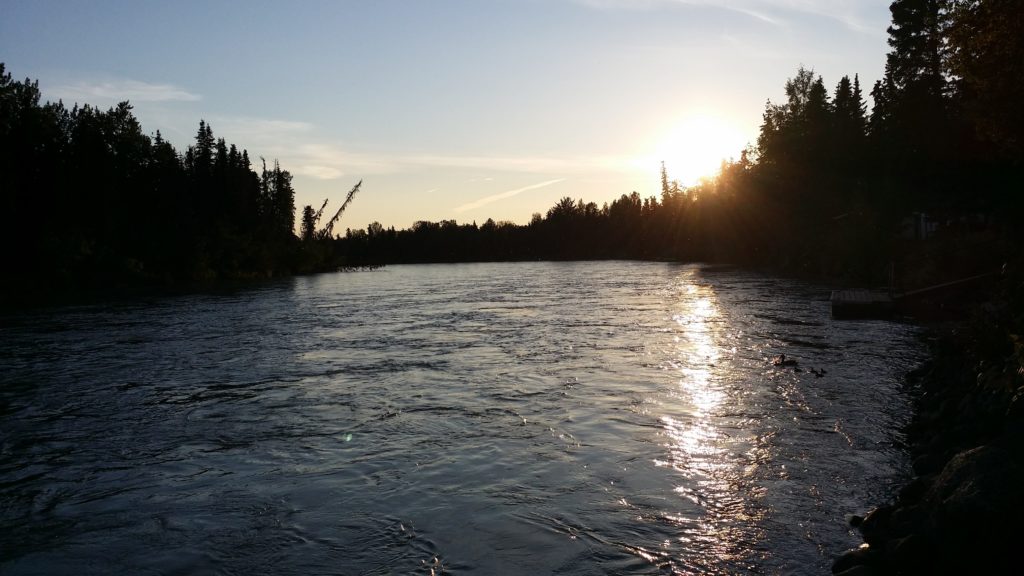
[2,0,1022,572]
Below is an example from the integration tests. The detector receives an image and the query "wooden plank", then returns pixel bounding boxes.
[830,289,894,319]
[897,272,996,299]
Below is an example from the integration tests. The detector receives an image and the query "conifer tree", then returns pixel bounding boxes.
[833,75,867,140]
[878,0,949,154]
[300,205,317,242]
[946,0,1024,158]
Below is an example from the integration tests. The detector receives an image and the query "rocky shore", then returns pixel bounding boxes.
[832,272,1024,575]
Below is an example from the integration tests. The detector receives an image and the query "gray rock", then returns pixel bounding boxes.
[922,444,1023,572]
[831,546,876,574]
[888,533,926,573]
[887,504,923,538]
[834,564,878,576]
[858,505,894,547]
[927,445,1020,518]
[897,475,931,505]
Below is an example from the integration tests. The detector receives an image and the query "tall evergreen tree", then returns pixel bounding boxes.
[194,120,215,174]
[886,0,947,92]
[946,0,1024,158]
[872,0,957,212]
[300,205,317,242]
[272,161,295,237]
[833,75,868,141]
[878,0,950,150]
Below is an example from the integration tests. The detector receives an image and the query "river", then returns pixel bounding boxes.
[0,262,924,575]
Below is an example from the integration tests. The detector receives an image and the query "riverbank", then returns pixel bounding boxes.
[832,266,1024,575]
[0,262,384,313]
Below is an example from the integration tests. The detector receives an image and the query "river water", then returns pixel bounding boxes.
[0,262,924,575]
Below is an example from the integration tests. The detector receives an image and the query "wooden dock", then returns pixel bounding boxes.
[830,289,894,319]
[831,271,998,320]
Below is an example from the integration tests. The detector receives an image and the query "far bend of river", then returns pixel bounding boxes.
[0,262,925,575]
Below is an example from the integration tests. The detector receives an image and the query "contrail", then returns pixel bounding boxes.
[454,179,565,213]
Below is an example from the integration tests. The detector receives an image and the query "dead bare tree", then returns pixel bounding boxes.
[318,180,363,240]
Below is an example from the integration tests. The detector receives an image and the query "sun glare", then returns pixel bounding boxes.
[645,114,749,187]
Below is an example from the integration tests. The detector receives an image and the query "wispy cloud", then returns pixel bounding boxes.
[404,153,623,174]
[155,112,633,183]
[203,118,394,179]
[289,143,396,179]
[283,146,625,182]
[455,179,566,213]
[49,79,201,104]
[571,0,780,25]
[752,0,887,32]
[297,165,344,180]
[571,0,887,32]
[208,116,313,137]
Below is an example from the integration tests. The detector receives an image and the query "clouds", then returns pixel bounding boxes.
[49,78,201,104]
[196,117,392,180]
[201,113,633,182]
[296,165,345,180]
[571,0,888,33]
[209,117,313,138]
[283,147,628,182]
[40,80,630,185]
[579,0,779,24]
[401,153,619,175]
[454,179,566,213]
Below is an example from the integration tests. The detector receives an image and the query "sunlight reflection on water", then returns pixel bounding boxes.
[658,271,768,572]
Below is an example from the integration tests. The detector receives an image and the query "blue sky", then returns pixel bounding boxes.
[1,0,892,230]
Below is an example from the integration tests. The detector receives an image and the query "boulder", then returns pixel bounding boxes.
[921,445,1024,573]
[834,564,878,576]
[858,505,894,547]
[832,545,877,574]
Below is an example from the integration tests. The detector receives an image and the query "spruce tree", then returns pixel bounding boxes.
[947,0,1024,158]
[873,0,955,212]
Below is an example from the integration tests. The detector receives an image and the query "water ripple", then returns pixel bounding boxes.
[0,262,923,574]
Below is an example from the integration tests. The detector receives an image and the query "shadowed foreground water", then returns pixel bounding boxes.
[0,262,924,575]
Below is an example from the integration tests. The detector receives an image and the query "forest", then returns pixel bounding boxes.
[333,0,1021,290]
[0,72,363,304]
[1,0,1021,304]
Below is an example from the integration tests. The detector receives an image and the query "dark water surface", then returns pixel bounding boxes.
[0,262,923,575]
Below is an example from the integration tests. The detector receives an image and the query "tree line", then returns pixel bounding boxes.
[328,0,1021,284]
[0,67,366,303]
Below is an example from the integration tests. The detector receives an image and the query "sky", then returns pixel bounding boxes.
[1,0,893,231]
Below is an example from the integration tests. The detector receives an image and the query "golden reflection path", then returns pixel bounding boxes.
[654,270,766,573]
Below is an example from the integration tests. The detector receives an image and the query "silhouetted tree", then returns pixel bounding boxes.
[258,158,296,239]
[946,0,1024,158]
[0,64,327,301]
[300,205,317,242]
[319,180,362,240]
[873,0,957,212]
[833,75,867,147]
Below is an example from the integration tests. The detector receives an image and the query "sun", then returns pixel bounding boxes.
[647,113,749,187]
